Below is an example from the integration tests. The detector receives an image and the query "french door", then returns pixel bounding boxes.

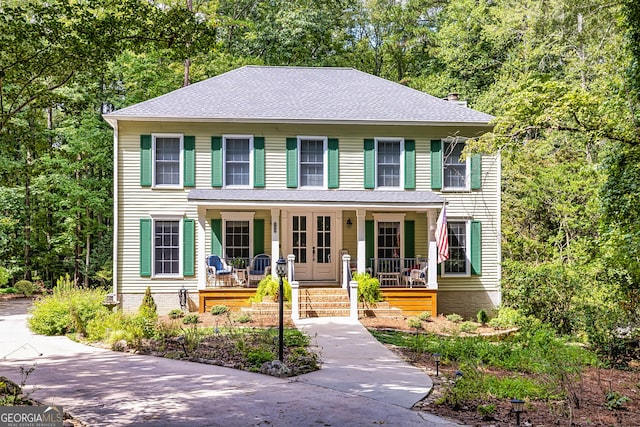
[291,213,335,281]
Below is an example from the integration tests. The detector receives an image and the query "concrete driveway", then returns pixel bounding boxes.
[0,299,463,426]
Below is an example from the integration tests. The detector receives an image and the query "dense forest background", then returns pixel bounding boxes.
[2,0,639,354]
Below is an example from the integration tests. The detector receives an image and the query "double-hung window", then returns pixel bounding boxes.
[443,221,470,276]
[376,138,403,188]
[219,212,255,264]
[443,138,469,190]
[299,137,326,188]
[224,135,252,187]
[225,220,250,259]
[154,134,183,187]
[154,219,181,276]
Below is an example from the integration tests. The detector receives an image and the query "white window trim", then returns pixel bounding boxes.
[372,213,405,259]
[298,136,328,189]
[150,214,184,278]
[374,137,404,190]
[441,219,471,277]
[442,137,470,192]
[223,135,254,188]
[220,212,255,258]
[152,133,184,189]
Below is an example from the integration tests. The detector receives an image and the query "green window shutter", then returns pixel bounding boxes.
[286,137,298,188]
[430,140,442,190]
[253,219,265,255]
[364,139,375,189]
[365,219,374,270]
[470,154,482,190]
[140,135,152,187]
[139,218,152,276]
[254,136,265,188]
[183,218,195,276]
[211,136,223,187]
[210,218,222,255]
[470,220,482,275]
[328,138,339,189]
[184,135,195,187]
[404,220,415,258]
[404,139,416,190]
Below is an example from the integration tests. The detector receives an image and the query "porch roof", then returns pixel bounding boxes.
[187,188,445,209]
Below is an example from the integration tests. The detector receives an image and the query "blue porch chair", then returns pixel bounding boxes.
[247,254,271,287]
[206,255,233,286]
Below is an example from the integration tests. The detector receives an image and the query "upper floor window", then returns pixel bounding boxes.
[376,138,403,188]
[299,137,326,187]
[154,134,183,187]
[443,138,469,190]
[224,135,253,187]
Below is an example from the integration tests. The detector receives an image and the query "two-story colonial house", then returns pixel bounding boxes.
[103,66,500,319]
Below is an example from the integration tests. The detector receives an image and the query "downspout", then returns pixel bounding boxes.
[108,118,119,298]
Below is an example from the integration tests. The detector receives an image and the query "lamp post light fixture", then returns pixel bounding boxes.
[433,353,441,376]
[510,398,525,426]
[179,286,188,312]
[275,258,287,362]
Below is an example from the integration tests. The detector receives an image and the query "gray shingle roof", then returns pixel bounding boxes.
[188,189,445,208]
[105,66,493,125]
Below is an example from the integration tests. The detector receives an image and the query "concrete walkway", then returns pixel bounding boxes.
[1,299,463,426]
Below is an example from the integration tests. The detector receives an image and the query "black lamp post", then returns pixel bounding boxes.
[433,353,441,377]
[275,257,287,362]
[510,398,525,426]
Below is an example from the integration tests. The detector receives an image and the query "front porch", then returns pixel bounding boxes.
[198,285,437,318]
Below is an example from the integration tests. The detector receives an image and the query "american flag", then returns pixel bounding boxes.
[435,206,449,263]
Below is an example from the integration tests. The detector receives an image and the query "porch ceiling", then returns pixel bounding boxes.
[188,188,444,210]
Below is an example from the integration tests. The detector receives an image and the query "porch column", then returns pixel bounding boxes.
[197,207,207,290]
[271,208,280,278]
[290,280,300,321]
[356,209,366,273]
[427,210,438,289]
[342,254,351,289]
[349,279,359,320]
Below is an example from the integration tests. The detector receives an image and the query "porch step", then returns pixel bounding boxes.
[239,287,406,320]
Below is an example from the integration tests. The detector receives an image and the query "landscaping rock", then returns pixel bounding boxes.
[260,360,291,377]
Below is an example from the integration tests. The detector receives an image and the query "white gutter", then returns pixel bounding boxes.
[101,115,494,128]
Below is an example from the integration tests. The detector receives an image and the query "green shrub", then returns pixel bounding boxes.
[139,286,157,317]
[446,313,463,323]
[235,314,251,323]
[183,314,200,324]
[210,305,229,315]
[418,311,432,321]
[407,317,423,330]
[168,309,184,319]
[477,309,489,325]
[15,280,37,296]
[459,321,478,333]
[0,287,17,294]
[86,311,153,348]
[0,266,9,287]
[487,306,527,329]
[477,403,496,418]
[352,272,382,304]
[249,276,291,303]
[246,348,275,367]
[28,278,107,336]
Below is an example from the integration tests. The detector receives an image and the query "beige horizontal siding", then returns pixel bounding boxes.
[116,121,499,295]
